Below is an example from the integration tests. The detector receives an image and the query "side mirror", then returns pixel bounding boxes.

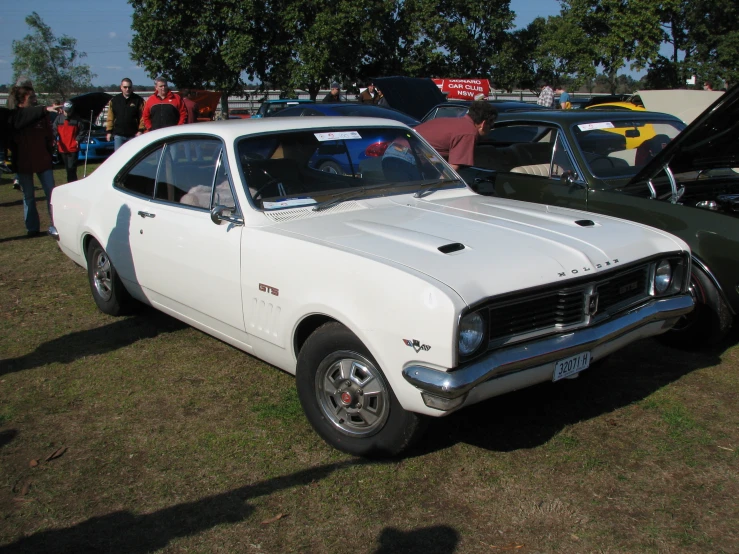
[210,205,244,226]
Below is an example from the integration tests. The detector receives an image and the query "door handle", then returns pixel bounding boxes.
[137,211,156,218]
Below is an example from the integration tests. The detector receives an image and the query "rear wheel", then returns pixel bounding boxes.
[658,267,733,349]
[86,239,137,316]
[296,322,426,457]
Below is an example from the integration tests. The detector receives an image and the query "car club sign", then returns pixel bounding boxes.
[432,78,491,100]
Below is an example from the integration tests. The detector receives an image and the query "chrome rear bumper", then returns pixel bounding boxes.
[402,294,693,409]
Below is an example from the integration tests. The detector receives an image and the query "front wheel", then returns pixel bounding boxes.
[658,267,733,349]
[296,322,426,457]
[86,239,138,316]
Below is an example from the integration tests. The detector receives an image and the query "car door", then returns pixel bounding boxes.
[127,137,249,343]
[463,124,588,210]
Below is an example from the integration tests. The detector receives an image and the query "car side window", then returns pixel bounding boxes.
[212,149,237,213]
[436,106,468,119]
[154,138,222,209]
[115,147,163,198]
[551,131,577,178]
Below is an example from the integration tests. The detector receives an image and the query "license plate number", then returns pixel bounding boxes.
[552,351,591,381]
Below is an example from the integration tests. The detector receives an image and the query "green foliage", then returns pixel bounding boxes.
[11,12,95,100]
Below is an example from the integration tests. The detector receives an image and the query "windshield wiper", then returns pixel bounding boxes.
[413,179,462,198]
[312,187,369,212]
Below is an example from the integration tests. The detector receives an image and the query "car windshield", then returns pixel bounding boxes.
[237,126,461,210]
[571,118,685,178]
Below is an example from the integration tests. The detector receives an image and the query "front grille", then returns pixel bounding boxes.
[485,263,652,345]
[488,290,584,340]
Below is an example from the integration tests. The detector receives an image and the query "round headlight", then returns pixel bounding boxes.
[655,260,673,294]
[459,312,485,356]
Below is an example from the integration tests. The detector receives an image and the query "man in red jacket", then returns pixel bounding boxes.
[142,77,187,131]
[53,101,83,183]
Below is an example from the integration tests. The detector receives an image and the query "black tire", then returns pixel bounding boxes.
[296,322,426,457]
[658,267,733,349]
[317,160,343,175]
[86,239,137,316]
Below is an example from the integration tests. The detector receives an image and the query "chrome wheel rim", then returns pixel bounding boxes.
[92,250,113,301]
[319,164,339,174]
[315,351,389,437]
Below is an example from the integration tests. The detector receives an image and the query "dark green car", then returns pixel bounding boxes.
[459,87,739,348]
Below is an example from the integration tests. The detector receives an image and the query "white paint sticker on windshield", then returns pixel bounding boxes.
[314,131,362,141]
[578,122,616,131]
[263,197,317,209]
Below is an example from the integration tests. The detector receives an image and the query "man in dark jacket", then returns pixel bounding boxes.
[322,82,343,103]
[358,82,379,104]
[106,78,145,150]
[53,101,83,183]
[142,77,187,131]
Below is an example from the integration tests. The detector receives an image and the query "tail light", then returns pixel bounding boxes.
[365,141,389,157]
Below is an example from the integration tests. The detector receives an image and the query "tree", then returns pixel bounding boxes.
[129,0,269,113]
[11,12,95,100]
[560,0,662,93]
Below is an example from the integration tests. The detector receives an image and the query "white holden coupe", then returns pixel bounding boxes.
[49,117,694,456]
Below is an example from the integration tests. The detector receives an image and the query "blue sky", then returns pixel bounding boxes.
[0,0,563,87]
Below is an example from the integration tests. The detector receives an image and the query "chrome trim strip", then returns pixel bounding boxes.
[403,294,693,399]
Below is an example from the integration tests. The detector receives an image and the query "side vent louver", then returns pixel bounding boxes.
[438,243,465,254]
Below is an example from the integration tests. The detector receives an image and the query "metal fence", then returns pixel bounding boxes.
[0,89,610,119]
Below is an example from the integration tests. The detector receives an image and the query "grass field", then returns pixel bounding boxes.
[1,166,738,553]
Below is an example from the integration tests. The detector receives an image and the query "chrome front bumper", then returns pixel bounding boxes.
[47,225,59,241]
[402,294,694,410]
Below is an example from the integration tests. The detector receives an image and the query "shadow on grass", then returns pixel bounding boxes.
[0,430,18,449]
[0,233,49,244]
[0,199,25,209]
[0,459,372,553]
[0,308,187,377]
[408,337,725,455]
[374,526,459,553]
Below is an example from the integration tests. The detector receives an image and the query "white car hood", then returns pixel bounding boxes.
[271,192,685,304]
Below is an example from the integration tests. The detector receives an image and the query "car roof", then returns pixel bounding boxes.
[494,109,682,125]
[270,103,421,125]
[262,98,315,104]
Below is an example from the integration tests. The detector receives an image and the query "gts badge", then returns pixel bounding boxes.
[403,339,431,353]
[258,283,279,296]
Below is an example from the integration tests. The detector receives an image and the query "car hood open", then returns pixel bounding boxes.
[272,193,685,304]
[69,92,113,122]
[372,77,446,120]
[629,85,739,186]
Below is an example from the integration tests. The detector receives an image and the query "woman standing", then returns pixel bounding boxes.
[12,86,56,237]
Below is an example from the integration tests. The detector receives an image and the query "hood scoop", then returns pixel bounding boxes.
[346,220,466,254]
[438,242,466,254]
[575,219,595,227]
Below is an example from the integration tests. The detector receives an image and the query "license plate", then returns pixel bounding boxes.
[552,351,591,381]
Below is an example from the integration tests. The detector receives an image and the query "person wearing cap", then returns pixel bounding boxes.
[322,82,343,103]
[106,78,145,150]
[358,82,379,104]
[53,101,84,183]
